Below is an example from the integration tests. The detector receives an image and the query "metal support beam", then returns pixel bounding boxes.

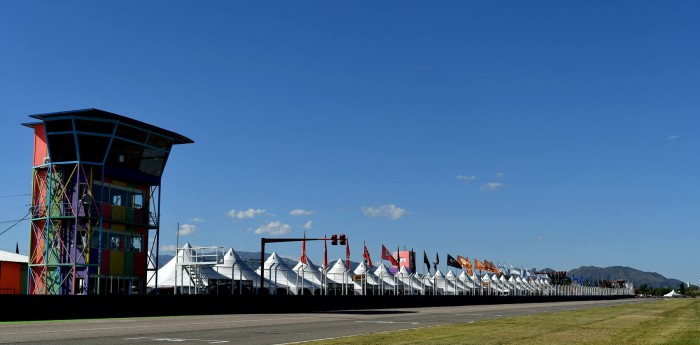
[259,237,332,294]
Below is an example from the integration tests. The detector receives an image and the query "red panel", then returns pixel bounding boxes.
[100,250,110,275]
[134,209,143,224]
[133,252,146,279]
[101,203,112,218]
[396,251,412,269]
[30,220,45,265]
[32,124,48,166]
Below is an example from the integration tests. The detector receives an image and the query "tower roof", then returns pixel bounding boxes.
[22,108,194,145]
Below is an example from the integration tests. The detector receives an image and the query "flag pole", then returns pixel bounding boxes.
[380,244,384,295]
[175,222,179,295]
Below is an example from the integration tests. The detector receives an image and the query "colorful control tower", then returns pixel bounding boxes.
[23,109,193,295]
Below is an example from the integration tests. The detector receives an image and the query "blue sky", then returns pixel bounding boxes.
[1,1,698,284]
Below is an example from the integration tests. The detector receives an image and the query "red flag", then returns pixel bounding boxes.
[324,234,328,268]
[346,238,351,268]
[363,241,373,269]
[300,231,308,264]
[381,244,399,267]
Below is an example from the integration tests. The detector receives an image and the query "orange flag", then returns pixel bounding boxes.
[457,255,471,269]
[474,259,486,271]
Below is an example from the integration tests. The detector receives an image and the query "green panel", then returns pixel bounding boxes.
[49,170,63,217]
[47,268,61,294]
[124,252,134,276]
[20,264,28,294]
[47,228,60,264]
[126,208,135,223]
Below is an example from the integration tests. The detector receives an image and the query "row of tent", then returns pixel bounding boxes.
[146,243,561,296]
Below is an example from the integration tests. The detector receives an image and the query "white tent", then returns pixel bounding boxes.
[255,252,316,295]
[213,248,269,291]
[433,269,456,295]
[459,271,477,290]
[395,266,423,295]
[517,276,532,292]
[481,272,494,295]
[471,273,481,288]
[416,273,435,294]
[373,262,396,295]
[148,243,230,294]
[326,259,354,295]
[492,274,509,293]
[446,270,467,295]
[499,274,513,294]
[291,257,324,294]
[664,290,683,298]
[354,261,387,295]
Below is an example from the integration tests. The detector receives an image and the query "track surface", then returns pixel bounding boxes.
[0,299,649,345]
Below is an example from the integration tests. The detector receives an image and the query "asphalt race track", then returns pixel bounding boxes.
[0,299,651,345]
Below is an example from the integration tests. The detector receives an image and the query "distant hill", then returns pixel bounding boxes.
[568,266,683,289]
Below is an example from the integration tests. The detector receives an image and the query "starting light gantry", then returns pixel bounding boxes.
[259,234,346,293]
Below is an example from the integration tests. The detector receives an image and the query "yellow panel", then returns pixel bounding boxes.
[110,251,124,276]
[111,180,127,187]
[112,206,126,221]
[111,223,125,231]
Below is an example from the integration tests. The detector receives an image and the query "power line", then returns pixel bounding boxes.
[0,209,31,238]
[0,218,29,224]
[0,193,30,198]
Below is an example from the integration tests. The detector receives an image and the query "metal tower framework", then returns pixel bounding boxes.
[24,109,192,295]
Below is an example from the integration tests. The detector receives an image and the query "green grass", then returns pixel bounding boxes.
[310,299,700,345]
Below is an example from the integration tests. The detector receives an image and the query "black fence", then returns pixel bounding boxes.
[0,294,631,322]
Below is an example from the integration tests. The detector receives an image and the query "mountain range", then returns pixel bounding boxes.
[567,266,683,289]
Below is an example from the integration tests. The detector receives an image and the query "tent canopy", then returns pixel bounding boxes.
[664,290,682,297]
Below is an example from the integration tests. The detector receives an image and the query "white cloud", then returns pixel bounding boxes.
[495,172,504,177]
[538,236,544,241]
[667,135,679,140]
[227,208,266,219]
[178,224,196,236]
[456,175,477,182]
[289,209,313,216]
[303,220,313,230]
[190,217,205,223]
[361,204,410,220]
[480,182,504,191]
[160,244,177,253]
[254,221,292,236]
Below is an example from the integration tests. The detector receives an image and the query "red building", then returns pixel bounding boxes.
[0,250,28,294]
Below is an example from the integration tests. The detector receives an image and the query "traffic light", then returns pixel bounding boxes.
[339,234,346,246]
[330,234,338,245]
